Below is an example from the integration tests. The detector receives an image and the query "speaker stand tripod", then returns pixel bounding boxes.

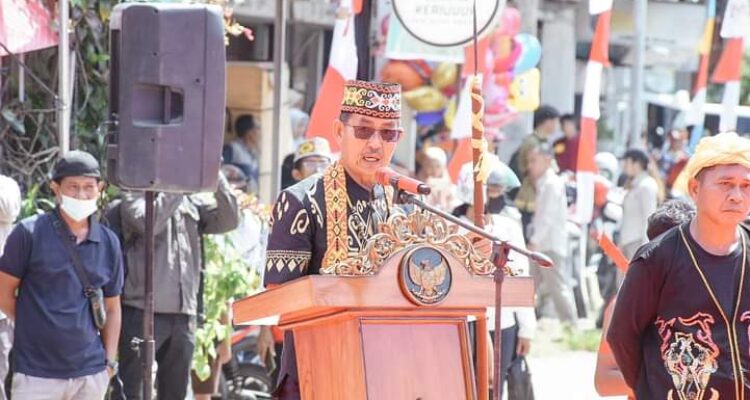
[143,191,156,399]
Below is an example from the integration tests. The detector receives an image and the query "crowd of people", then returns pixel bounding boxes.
[0,75,747,400]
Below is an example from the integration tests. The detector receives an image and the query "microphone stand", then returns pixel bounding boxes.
[395,190,552,400]
[395,191,552,267]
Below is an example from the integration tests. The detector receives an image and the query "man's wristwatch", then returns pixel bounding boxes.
[106,359,119,375]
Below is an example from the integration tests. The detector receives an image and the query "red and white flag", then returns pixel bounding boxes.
[712,0,747,132]
[448,79,476,182]
[0,0,58,56]
[576,2,612,224]
[686,2,716,150]
[305,0,362,152]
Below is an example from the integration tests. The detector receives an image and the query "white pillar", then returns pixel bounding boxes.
[630,0,647,149]
[18,54,25,102]
[541,6,576,114]
[271,0,287,198]
[58,0,70,154]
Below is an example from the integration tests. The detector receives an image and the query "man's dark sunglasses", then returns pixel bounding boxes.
[345,124,403,143]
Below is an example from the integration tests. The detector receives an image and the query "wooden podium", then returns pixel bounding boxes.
[233,212,535,400]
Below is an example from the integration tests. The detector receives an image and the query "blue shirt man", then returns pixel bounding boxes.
[0,151,124,399]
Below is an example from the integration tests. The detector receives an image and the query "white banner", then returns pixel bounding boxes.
[391,0,503,46]
[450,77,482,139]
[385,14,465,63]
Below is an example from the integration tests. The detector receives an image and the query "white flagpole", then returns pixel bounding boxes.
[58,0,70,153]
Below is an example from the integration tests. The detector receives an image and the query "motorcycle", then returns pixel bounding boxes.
[214,326,273,400]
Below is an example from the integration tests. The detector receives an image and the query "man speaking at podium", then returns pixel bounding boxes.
[262,80,404,398]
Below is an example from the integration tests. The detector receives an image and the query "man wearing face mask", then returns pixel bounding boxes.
[0,151,124,399]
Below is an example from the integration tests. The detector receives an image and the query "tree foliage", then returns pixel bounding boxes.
[0,0,248,192]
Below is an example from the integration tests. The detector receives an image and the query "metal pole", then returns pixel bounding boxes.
[271,0,286,199]
[58,0,70,154]
[630,0,647,149]
[143,191,156,400]
[493,258,507,400]
[19,53,25,102]
[355,0,372,80]
[516,0,539,144]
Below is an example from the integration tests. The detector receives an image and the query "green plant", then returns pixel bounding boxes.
[19,184,56,220]
[192,232,260,381]
[563,328,602,352]
[1,0,250,193]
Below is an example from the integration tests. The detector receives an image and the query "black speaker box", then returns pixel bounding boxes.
[108,3,226,193]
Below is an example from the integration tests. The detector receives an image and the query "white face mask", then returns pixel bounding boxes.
[60,195,98,222]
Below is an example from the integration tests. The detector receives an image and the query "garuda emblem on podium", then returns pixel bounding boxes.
[399,246,452,305]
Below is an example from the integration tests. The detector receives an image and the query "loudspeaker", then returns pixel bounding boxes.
[107,3,226,193]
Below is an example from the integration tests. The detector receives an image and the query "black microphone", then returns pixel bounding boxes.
[375,167,432,195]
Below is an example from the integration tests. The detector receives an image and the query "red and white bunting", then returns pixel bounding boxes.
[576,2,612,224]
[304,0,362,152]
[712,0,747,132]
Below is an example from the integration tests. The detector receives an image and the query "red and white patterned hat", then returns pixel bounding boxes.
[341,80,401,119]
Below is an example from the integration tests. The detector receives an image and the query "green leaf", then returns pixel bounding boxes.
[193,357,211,382]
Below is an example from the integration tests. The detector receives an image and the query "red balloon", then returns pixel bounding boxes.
[493,43,521,73]
[441,86,457,98]
[494,72,514,87]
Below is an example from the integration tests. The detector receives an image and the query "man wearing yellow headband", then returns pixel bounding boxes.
[608,132,750,399]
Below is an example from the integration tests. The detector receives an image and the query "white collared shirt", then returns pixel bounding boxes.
[619,172,659,248]
[529,168,569,256]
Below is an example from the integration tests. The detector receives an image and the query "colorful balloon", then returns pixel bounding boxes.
[498,7,521,36]
[513,33,542,75]
[493,39,521,73]
[509,68,540,112]
[380,61,425,91]
[494,72,514,87]
[403,86,448,112]
[444,98,457,129]
[484,79,509,115]
[431,63,458,90]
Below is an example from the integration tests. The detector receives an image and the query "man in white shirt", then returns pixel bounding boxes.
[455,163,536,388]
[525,143,577,327]
[618,148,659,259]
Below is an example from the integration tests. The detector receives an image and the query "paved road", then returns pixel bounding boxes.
[526,351,626,400]
[509,317,628,400]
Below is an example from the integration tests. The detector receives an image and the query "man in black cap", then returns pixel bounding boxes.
[0,150,124,399]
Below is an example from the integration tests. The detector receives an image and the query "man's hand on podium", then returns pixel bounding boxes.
[257,326,276,366]
[467,232,493,258]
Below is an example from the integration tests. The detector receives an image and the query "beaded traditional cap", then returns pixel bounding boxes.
[341,80,401,119]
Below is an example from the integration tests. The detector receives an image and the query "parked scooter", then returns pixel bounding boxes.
[214,326,273,400]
